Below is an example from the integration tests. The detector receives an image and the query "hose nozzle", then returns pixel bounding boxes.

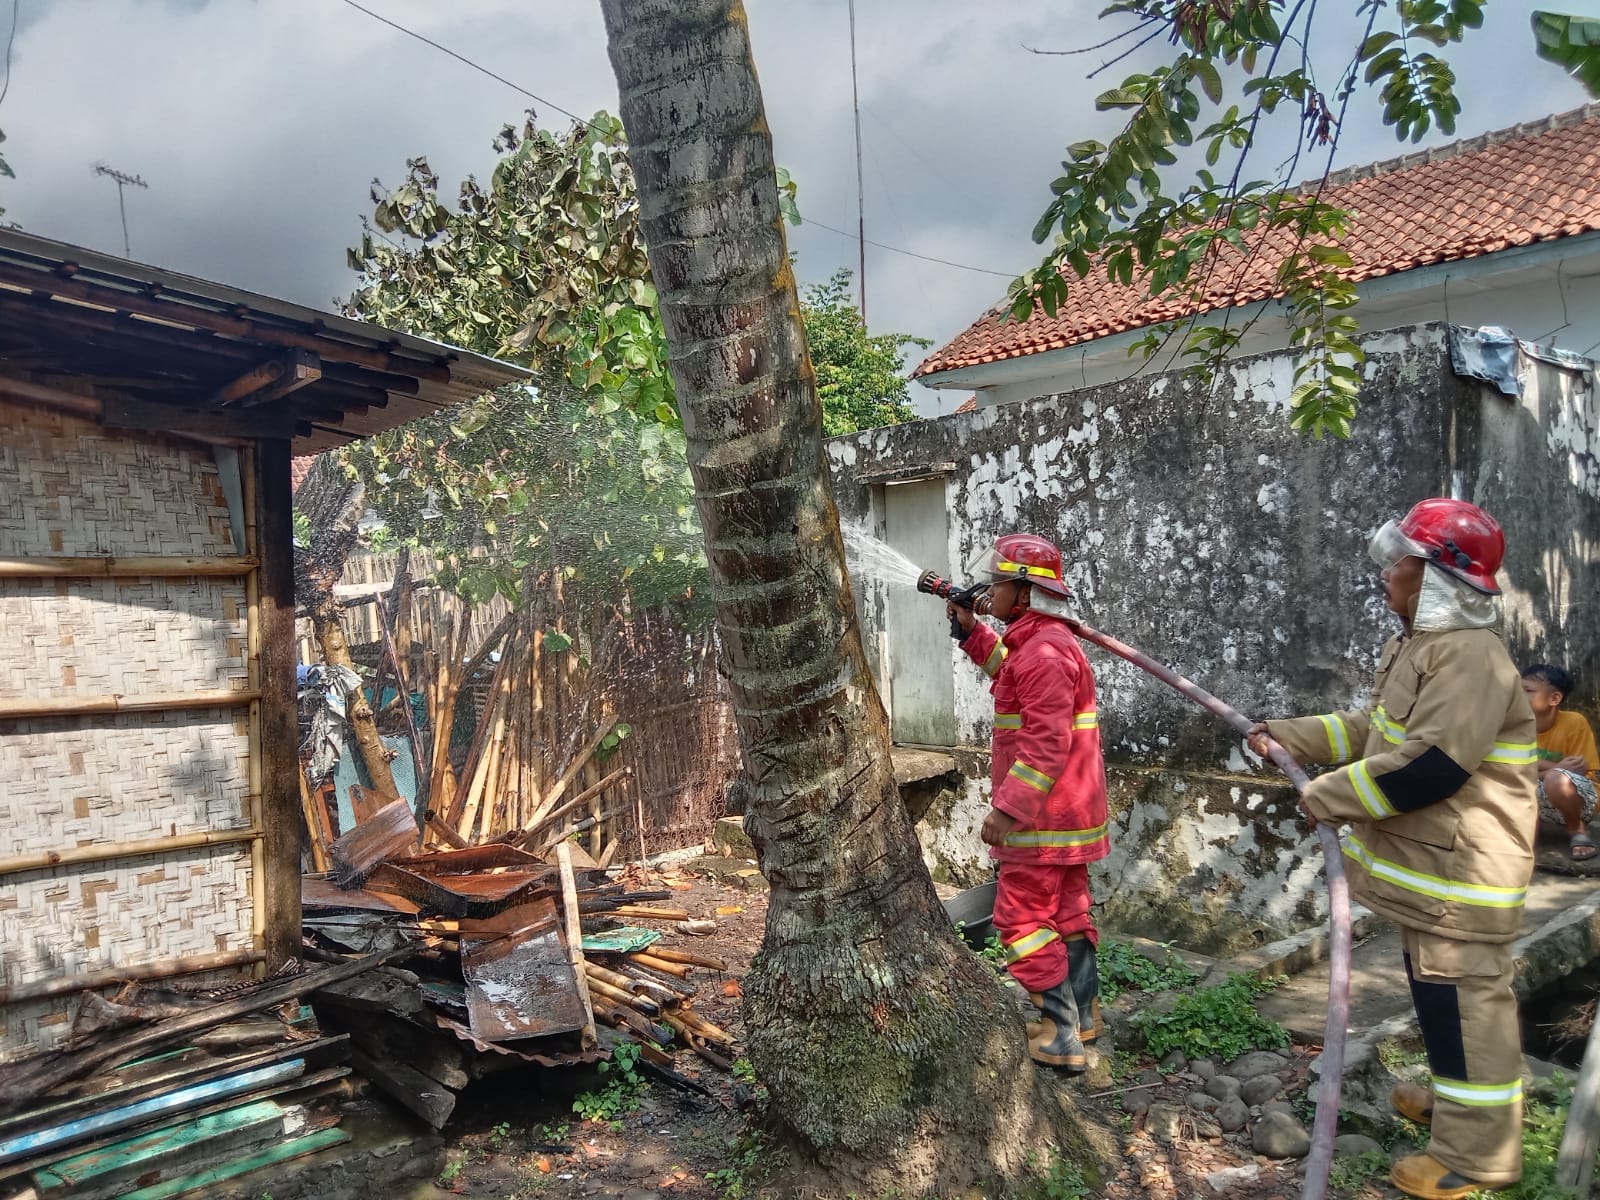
[917,569,988,611]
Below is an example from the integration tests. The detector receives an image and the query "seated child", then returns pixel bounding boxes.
[1521,664,1599,860]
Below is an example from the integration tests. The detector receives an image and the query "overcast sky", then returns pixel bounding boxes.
[0,1,1587,414]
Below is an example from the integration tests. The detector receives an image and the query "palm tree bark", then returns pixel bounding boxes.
[600,3,1107,1192]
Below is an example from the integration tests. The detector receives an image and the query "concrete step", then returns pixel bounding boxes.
[1255,870,1600,1045]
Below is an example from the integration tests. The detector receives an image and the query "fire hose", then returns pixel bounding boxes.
[918,571,1350,1200]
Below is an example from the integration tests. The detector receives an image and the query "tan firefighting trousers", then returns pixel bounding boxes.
[1402,928,1523,1186]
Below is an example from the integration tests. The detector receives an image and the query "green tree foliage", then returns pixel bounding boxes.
[1018,1,1599,439]
[803,269,930,437]
[339,112,701,613]
[338,115,920,611]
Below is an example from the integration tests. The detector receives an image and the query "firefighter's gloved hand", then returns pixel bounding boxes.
[947,600,976,644]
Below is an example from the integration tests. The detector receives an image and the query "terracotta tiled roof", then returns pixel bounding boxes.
[290,455,315,494]
[916,103,1600,380]
[953,395,978,414]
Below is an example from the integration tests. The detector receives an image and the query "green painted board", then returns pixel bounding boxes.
[118,1127,349,1200]
[34,1100,284,1196]
[581,925,661,954]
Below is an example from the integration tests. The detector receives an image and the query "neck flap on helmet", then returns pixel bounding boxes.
[1411,563,1501,634]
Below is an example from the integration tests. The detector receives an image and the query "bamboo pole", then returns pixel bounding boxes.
[557,843,598,1050]
[513,767,631,848]
[522,721,615,832]
[0,374,101,418]
[646,947,729,972]
[444,623,506,828]
[0,828,262,877]
[0,949,268,1007]
[298,767,333,874]
[0,689,260,720]
[243,445,267,968]
[582,971,662,1016]
[0,555,258,578]
[604,905,691,922]
[625,952,692,979]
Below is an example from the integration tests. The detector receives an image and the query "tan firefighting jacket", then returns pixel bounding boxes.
[1266,627,1537,943]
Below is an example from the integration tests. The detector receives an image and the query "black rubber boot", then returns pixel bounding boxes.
[1027,979,1087,1072]
[1067,936,1101,1045]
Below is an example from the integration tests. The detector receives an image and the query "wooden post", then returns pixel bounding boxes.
[254,439,302,970]
[557,842,598,1051]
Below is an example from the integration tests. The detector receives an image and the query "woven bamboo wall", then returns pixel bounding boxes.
[0,400,260,1062]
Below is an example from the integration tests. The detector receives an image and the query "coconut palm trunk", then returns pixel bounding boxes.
[600,2,1104,1191]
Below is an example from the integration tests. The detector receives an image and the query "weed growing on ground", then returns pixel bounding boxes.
[537,1120,569,1144]
[487,1120,513,1150]
[705,1127,780,1200]
[1098,939,1199,1002]
[1136,974,1288,1062]
[732,1056,757,1083]
[437,1155,464,1188]
[1484,1078,1592,1200]
[573,1041,647,1125]
[1327,1150,1389,1196]
[1377,1041,1428,1076]
[1019,1149,1093,1200]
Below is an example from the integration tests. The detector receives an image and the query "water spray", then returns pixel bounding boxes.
[912,568,1351,1200]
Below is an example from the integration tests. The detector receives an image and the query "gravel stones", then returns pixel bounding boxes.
[1241,1074,1283,1106]
[1252,1111,1311,1158]
[1215,1097,1250,1133]
[1333,1133,1386,1158]
[1204,1074,1242,1101]
[1228,1050,1289,1079]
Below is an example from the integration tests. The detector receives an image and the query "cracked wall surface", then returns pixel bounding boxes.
[829,323,1600,953]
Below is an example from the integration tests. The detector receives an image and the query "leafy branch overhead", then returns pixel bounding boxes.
[339,112,923,612]
[1017,1,1596,438]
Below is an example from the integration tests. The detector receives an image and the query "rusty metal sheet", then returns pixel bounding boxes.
[365,864,549,918]
[433,1015,599,1067]
[329,797,419,888]
[390,844,550,877]
[458,898,585,1043]
[300,875,420,915]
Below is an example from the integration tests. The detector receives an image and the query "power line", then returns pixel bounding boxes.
[0,0,19,113]
[335,0,596,131]
[846,0,867,319]
[336,0,1021,284]
[806,218,1018,278]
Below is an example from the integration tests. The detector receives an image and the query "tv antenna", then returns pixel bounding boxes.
[92,163,148,257]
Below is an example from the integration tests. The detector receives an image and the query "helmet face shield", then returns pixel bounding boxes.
[1368,519,1425,570]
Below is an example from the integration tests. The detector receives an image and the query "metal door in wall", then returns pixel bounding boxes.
[882,478,956,746]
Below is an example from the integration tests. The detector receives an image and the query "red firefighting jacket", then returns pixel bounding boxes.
[962,611,1110,865]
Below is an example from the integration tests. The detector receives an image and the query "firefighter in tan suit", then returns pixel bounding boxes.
[1249,499,1537,1200]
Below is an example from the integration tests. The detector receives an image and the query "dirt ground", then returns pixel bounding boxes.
[397,868,1399,1200]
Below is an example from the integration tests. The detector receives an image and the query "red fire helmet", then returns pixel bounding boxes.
[1368,498,1506,594]
[965,533,1075,599]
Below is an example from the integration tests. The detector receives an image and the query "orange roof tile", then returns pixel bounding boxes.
[916,103,1600,380]
[290,455,315,494]
[953,395,978,414]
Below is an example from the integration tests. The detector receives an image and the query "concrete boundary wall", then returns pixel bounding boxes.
[828,323,1600,953]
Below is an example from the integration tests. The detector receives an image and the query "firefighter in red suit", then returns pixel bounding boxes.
[948,534,1109,1072]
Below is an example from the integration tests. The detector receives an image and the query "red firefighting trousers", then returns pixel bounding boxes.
[993,861,1096,993]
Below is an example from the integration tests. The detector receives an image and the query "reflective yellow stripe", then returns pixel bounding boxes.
[994,712,1022,730]
[982,643,1007,677]
[1431,1076,1523,1107]
[994,557,1061,581]
[1371,704,1533,767]
[1008,761,1055,793]
[1003,927,1059,962]
[1349,760,1397,819]
[1483,741,1538,765]
[1343,834,1526,909]
[1073,711,1098,730]
[1374,704,1406,745]
[1317,714,1352,763]
[1004,821,1109,849]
